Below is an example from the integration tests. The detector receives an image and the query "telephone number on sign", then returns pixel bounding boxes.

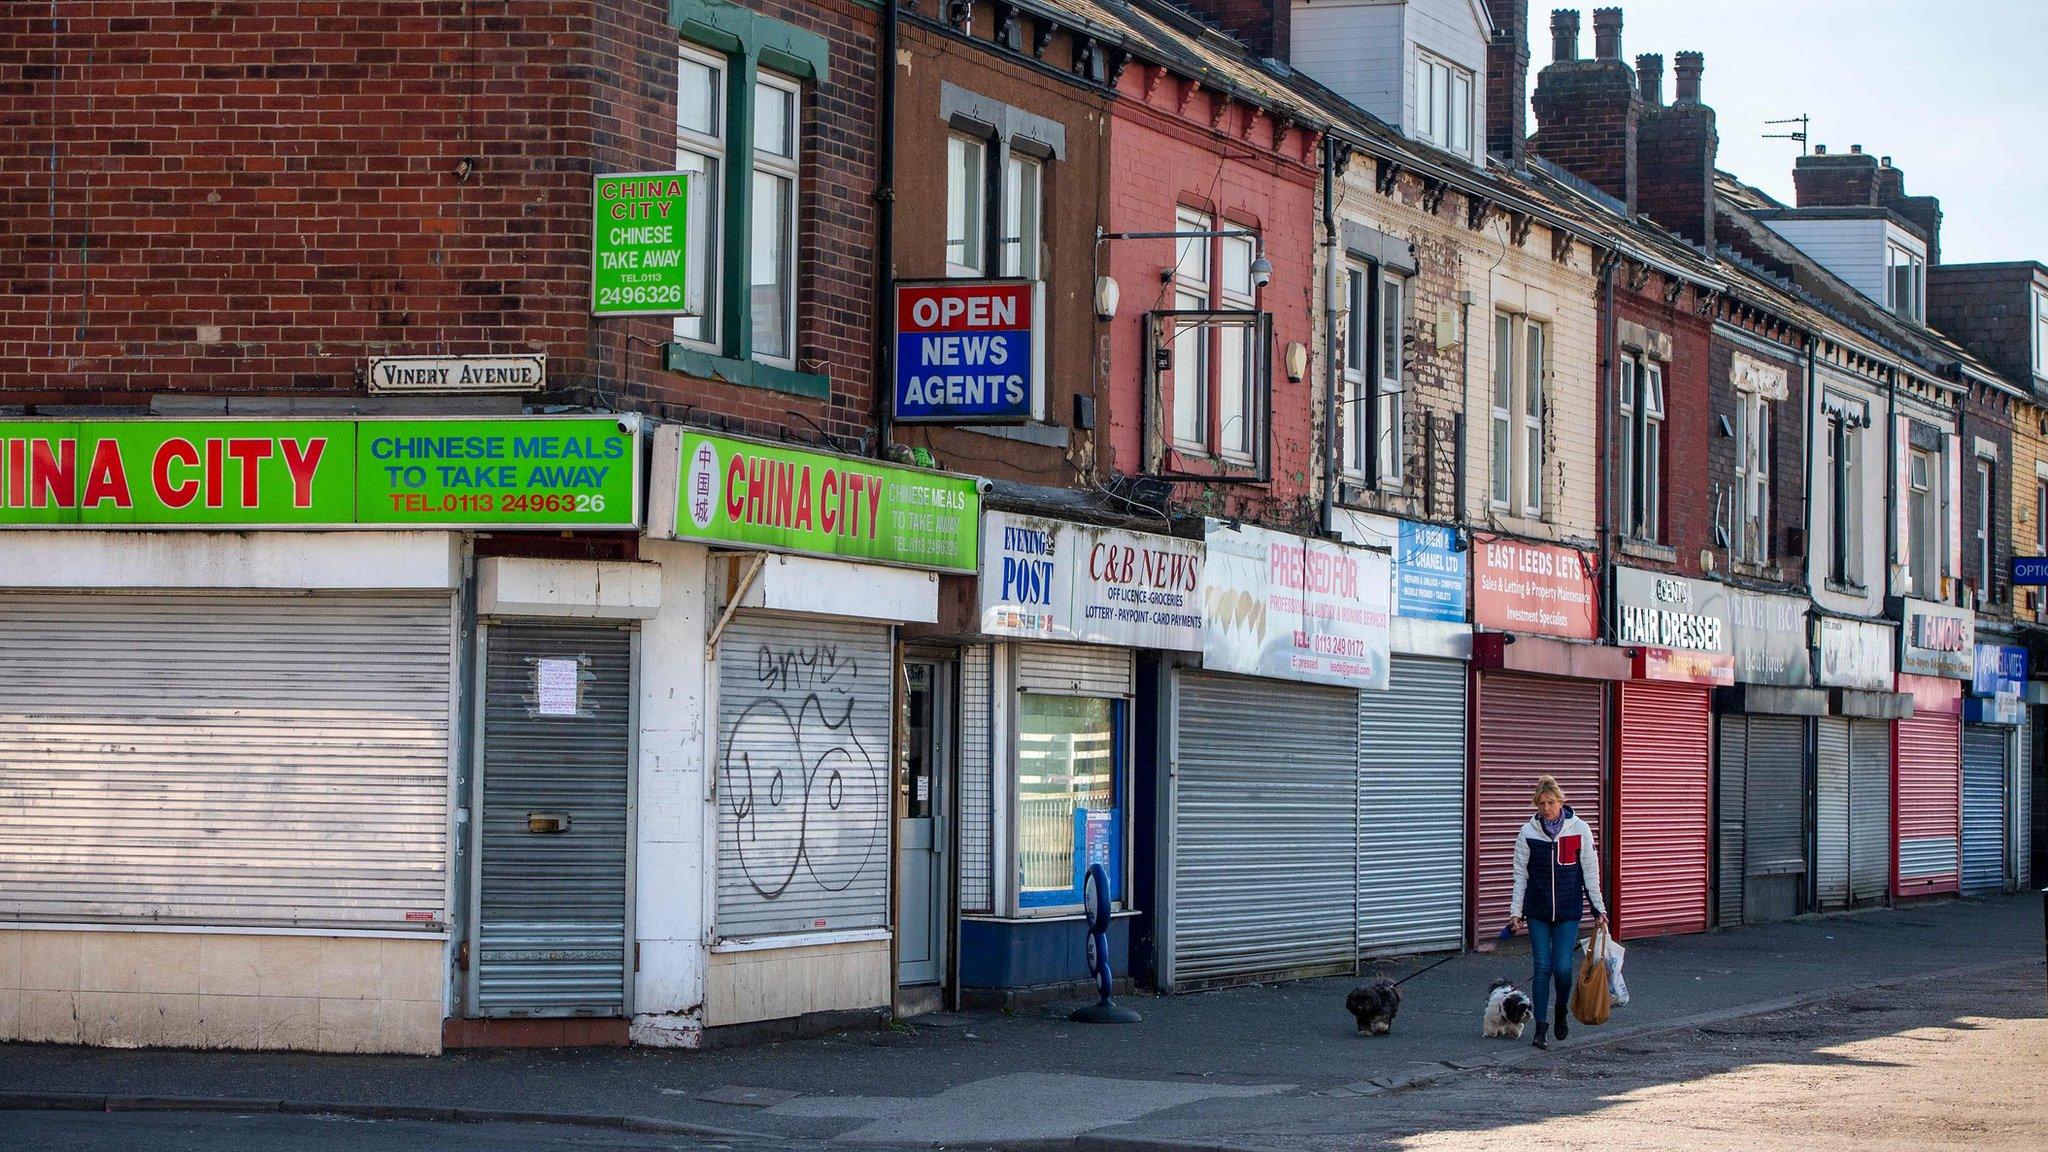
[387,493,610,515]
[597,283,685,306]
[505,493,610,514]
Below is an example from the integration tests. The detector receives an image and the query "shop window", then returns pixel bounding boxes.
[1015,693,1124,909]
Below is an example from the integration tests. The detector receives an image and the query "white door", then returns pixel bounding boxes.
[896,659,950,986]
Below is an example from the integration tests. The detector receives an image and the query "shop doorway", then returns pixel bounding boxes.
[896,657,953,1005]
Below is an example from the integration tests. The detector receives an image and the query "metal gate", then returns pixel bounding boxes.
[473,622,634,1017]
[1743,714,1805,923]
[1848,718,1892,904]
[0,591,454,931]
[1169,671,1359,988]
[1615,683,1711,939]
[715,615,894,938]
[1474,674,1604,944]
[1961,724,2007,895]
[1716,715,1746,928]
[1815,717,1851,909]
[1356,655,1465,957]
[1895,712,1960,896]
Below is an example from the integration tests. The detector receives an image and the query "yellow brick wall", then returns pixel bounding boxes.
[2012,395,2048,624]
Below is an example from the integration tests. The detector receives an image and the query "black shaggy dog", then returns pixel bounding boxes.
[1345,978,1401,1036]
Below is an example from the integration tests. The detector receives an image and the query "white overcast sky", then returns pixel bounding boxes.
[1552,0,2048,265]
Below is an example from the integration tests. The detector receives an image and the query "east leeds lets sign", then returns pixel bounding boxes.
[652,427,979,574]
[893,280,1044,423]
[0,417,639,529]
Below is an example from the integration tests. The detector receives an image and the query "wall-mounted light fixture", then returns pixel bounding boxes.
[1094,275,1121,320]
[1284,341,1308,383]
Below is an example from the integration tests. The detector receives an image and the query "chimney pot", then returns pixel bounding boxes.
[1592,7,1622,60]
[1550,9,1580,62]
[1881,155,1893,167]
[1815,144,1827,155]
[1672,50,1703,102]
[1635,53,1664,104]
[1850,144,1862,154]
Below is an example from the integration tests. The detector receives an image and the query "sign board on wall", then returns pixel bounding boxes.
[892,279,1045,423]
[1817,617,1895,691]
[1200,520,1392,689]
[1726,588,1813,687]
[651,427,981,574]
[367,354,545,394]
[979,512,1204,650]
[1614,567,1733,685]
[591,171,703,317]
[1971,643,2027,699]
[1335,512,1467,622]
[1472,537,1597,640]
[2011,556,2048,585]
[0,417,640,530]
[1899,597,1975,679]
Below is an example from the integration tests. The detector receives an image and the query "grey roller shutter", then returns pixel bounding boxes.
[1170,671,1358,988]
[1716,715,1746,928]
[1744,715,1805,878]
[1849,719,1892,904]
[1018,643,1132,696]
[0,591,453,931]
[2018,713,2034,889]
[957,645,994,915]
[1815,717,1851,910]
[476,623,633,1016]
[715,614,894,938]
[1961,724,2006,895]
[1356,655,1464,957]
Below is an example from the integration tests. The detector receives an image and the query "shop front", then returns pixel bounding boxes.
[1611,569,1730,941]
[1961,642,2025,895]
[1893,599,1975,899]
[958,511,1205,1005]
[1713,590,1825,925]
[1158,522,1391,990]
[0,415,642,1054]
[1811,616,1908,913]
[1469,538,1626,949]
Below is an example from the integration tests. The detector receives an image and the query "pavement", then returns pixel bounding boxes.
[1,892,2041,1152]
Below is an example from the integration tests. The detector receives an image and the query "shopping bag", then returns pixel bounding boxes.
[1572,927,1613,1026]
[1604,935,1629,1005]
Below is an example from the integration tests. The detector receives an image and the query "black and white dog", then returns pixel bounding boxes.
[1482,979,1533,1038]
[1345,978,1401,1036]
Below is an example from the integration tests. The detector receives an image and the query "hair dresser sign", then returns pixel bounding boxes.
[1200,520,1391,689]
[0,416,639,529]
[979,512,1204,649]
[1614,567,1733,685]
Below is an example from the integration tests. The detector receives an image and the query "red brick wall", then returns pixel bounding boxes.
[1704,316,1805,584]
[1613,278,1712,578]
[0,1,879,445]
[1104,67,1319,530]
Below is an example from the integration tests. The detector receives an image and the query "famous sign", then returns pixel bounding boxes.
[893,279,1045,423]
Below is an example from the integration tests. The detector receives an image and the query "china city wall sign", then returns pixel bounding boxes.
[0,416,639,530]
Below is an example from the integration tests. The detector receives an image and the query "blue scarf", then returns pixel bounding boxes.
[1541,814,1565,838]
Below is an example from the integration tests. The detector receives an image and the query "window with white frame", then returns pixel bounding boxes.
[1735,391,1773,564]
[2033,288,2048,379]
[1976,456,1996,600]
[674,47,726,347]
[1343,264,1406,484]
[1416,53,1473,156]
[1002,153,1043,278]
[1168,208,1261,462]
[946,133,988,277]
[751,76,800,365]
[948,133,1046,281]
[1618,356,1665,542]
[1490,313,1546,517]
[1887,242,1924,322]
[1907,442,1941,598]
[1824,397,1867,588]
[1171,208,1211,451]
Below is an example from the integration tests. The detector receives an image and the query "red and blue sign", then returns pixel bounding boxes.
[893,279,1044,423]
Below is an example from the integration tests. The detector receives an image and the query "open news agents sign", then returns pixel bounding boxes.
[893,279,1045,423]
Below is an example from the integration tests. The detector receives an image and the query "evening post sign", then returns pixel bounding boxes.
[591,172,703,317]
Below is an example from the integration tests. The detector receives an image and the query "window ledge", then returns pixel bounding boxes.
[1620,538,1677,562]
[1824,579,1869,596]
[1731,561,1787,582]
[960,421,1070,449]
[664,344,830,401]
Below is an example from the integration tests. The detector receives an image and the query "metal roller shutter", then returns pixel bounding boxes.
[2018,712,2034,890]
[1616,683,1711,939]
[476,623,633,1016]
[1170,671,1358,987]
[1018,643,1132,696]
[1960,724,2006,895]
[0,591,453,931]
[1356,655,1465,957]
[1814,717,1852,910]
[1895,712,1960,896]
[1743,714,1805,923]
[1474,674,1604,942]
[1849,719,1892,904]
[715,614,894,938]
[1716,714,1746,928]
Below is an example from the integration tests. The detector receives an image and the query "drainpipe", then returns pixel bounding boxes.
[1801,336,1818,592]
[1598,256,1617,644]
[1886,367,1899,602]
[874,0,898,460]
[1321,136,1340,535]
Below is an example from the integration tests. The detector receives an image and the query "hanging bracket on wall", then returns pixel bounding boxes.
[705,553,768,661]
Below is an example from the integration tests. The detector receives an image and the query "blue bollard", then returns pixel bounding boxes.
[1070,863,1140,1024]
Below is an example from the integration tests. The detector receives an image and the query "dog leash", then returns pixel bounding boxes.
[1385,921,1520,988]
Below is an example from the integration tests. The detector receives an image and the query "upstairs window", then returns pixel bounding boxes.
[1887,243,1924,322]
[1491,313,1547,518]
[2033,288,2048,379]
[1906,443,1944,599]
[1343,265,1407,485]
[1976,456,1997,602]
[1001,154,1043,278]
[946,133,988,277]
[948,127,1047,281]
[1619,357,1665,542]
[1824,398,1868,588]
[1735,392,1774,565]
[750,77,800,365]
[1416,53,1474,156]
[1164,208,1264,466]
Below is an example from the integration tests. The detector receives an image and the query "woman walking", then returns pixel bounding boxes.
[1507,775,1606,1050]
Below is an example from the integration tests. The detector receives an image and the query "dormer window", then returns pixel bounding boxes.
[2032,287,2048,379]
[1887,242,1924,322]
[1416,53,1473,156]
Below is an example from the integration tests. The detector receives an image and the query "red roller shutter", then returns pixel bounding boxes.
[1894,712,1960,896]
[1473,673,1605,946]
[1615,682,1712,939]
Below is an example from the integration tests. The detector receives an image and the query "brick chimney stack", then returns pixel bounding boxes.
[1672,49,1703,103]
[1485,0,1532,166]
[1530,7,1641,212]
[1794,145,1942,263]
[1170,0,1291,63]
[1636,52,1662,105]
[1637,48,1717,249]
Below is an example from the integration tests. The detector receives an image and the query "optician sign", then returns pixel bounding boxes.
[1614,567,1733,685]
[979,512,1204,650]
[1817,616,1894,692]
[2011,556,2048,585]
[650,427,980,573]
[1898,597,1975,679]
[1472,537,1597,640]
[591,171,703,317]
[1200,520,1391,689]
[0,416,639,529]
[892,279,1045,423]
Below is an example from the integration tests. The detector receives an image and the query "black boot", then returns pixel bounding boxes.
[1552,976,1572,1039]
[1531,1020,1548,1050]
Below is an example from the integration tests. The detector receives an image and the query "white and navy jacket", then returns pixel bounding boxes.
[1510,805,1607,924]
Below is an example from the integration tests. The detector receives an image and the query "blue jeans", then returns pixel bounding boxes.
[1527,917,1579,1024]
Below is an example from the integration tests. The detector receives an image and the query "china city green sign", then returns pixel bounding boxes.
[592,171,702,317]
[0,416,640,529]
[657,428,980,573]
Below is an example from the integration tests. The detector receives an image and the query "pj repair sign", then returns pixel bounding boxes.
[893,279,1044,423]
